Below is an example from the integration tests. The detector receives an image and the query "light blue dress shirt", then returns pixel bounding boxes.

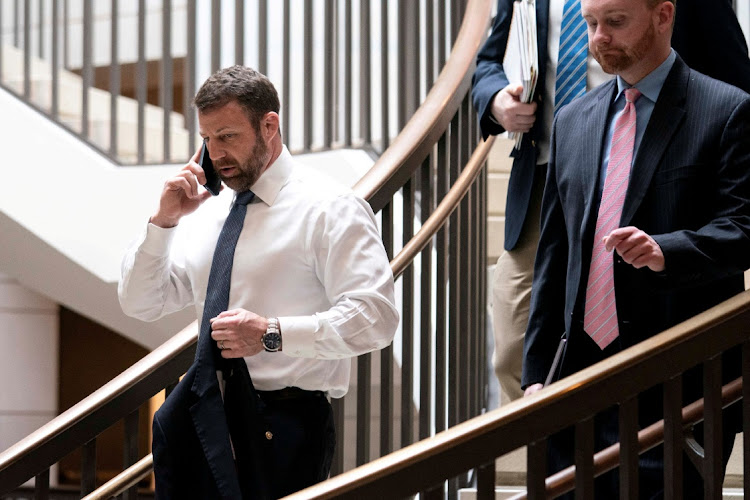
[598,49,677,192]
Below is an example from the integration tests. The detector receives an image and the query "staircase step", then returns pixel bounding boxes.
[458,487,745,499]
[1,42,194,163]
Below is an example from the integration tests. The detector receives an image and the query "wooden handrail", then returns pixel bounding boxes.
[509,377,744,500]
[280,291,750,499]
[391,135,495,279]
[81,455,153,500]
[0,322,198,493]
[0,0,494,495]
[68,123,499,500]
[79,135,497,499]
[353,0,492,213]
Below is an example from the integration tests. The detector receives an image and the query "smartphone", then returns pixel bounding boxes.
[198,141,222,196]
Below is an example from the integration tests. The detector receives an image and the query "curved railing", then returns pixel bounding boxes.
[0,1,456,164]
[0,0,493,497]
[78,132,496,499]
[283,290,750,499]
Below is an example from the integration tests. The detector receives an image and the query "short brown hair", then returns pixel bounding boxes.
[193,65,280,131]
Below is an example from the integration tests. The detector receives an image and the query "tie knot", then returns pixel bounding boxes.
[624,87,642,104]
[234,190,255,206]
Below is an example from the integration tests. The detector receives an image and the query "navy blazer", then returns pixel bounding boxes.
[152,325,270,499]
[522,55,750,388]
[472,0,750,252]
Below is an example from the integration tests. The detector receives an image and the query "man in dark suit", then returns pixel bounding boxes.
[472,0,750,406]
[521,0,750,496]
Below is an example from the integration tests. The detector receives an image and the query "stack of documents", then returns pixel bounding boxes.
[503,0,538,150]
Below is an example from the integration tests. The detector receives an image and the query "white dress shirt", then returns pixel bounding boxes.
[119,146,399,398]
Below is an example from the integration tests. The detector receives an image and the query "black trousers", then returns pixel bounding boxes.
[257,388,336,499]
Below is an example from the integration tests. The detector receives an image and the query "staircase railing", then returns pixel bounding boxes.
[0,0,457,164]
[286,290,750,499]
[0,0,493,498]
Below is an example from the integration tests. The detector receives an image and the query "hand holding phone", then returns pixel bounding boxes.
[199,141,222,196]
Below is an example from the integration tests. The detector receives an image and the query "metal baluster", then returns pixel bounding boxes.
[23,0,30,98]
[401,176,415,448]
[380,202,395,457]
[185,0,197,155]
[81,438,97,496]
[663,378,682,500]
[331,397,345,476]
[356,352,372,466]
[419,155,434,441]
[359,0,371,145]
[447,112,461,500]
[110,0,119,158]
[527,439,547,499]
[575,418,595,499]
[343,0,352,146]
[303,0,312,151]
[210,0,220,73]
[703,356,723,498]
[63,0,68,69]
[458,102,470,427]
[136,0,146,163]
[81,0,92,138]
[379,0,389,151]
[122,409,139,500]
[282,0,290,148]
[51,0,59,118]
[620,396,640,500]
[257,0,267,73]
[435,132,449,435]
[37,0,43,58]
[34,467,49,500]
[235,0,243,65]
[323,0,333,148]
[161,0,173,162]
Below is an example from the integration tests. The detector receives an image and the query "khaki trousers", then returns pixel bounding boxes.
[491,169,545,405]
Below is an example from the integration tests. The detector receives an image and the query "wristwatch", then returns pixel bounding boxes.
[261,317,282,352]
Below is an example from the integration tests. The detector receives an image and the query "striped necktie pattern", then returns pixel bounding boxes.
[554,0,588,114]
[583,88,642,350]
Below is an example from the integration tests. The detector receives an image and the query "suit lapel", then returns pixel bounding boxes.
[190,390,243,498]
[579,82,617,243]
[620,57,688,226]
[189,320,243,497]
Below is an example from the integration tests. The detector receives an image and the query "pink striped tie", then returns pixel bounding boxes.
[583,87,642,349]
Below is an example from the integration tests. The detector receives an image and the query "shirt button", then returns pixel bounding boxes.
[265,431,273,440]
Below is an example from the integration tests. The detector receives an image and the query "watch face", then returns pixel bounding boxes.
[263,331,282,351]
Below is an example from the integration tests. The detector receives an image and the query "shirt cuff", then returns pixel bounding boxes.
[140,222,178,256]
[277,315,319,357]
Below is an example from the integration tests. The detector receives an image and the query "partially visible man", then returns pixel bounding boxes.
[521,0,750,496]
[119,66,399,498]
[473,0,750,406]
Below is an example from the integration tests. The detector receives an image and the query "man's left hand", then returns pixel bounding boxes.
[603,226,665,272]
[210,309,268,357]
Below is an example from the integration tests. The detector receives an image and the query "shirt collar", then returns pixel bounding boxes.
[615,49,676,103]
[245,145,293,207]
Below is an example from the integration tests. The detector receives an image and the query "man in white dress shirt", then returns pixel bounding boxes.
[119,65,398,497]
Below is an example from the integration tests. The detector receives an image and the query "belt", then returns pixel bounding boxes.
[257,387,326,402]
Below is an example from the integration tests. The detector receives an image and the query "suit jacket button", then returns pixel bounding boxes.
[265,431,273,440]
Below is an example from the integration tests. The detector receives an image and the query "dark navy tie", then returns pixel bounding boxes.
[197,190,271,499]
[199,189,255,370]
